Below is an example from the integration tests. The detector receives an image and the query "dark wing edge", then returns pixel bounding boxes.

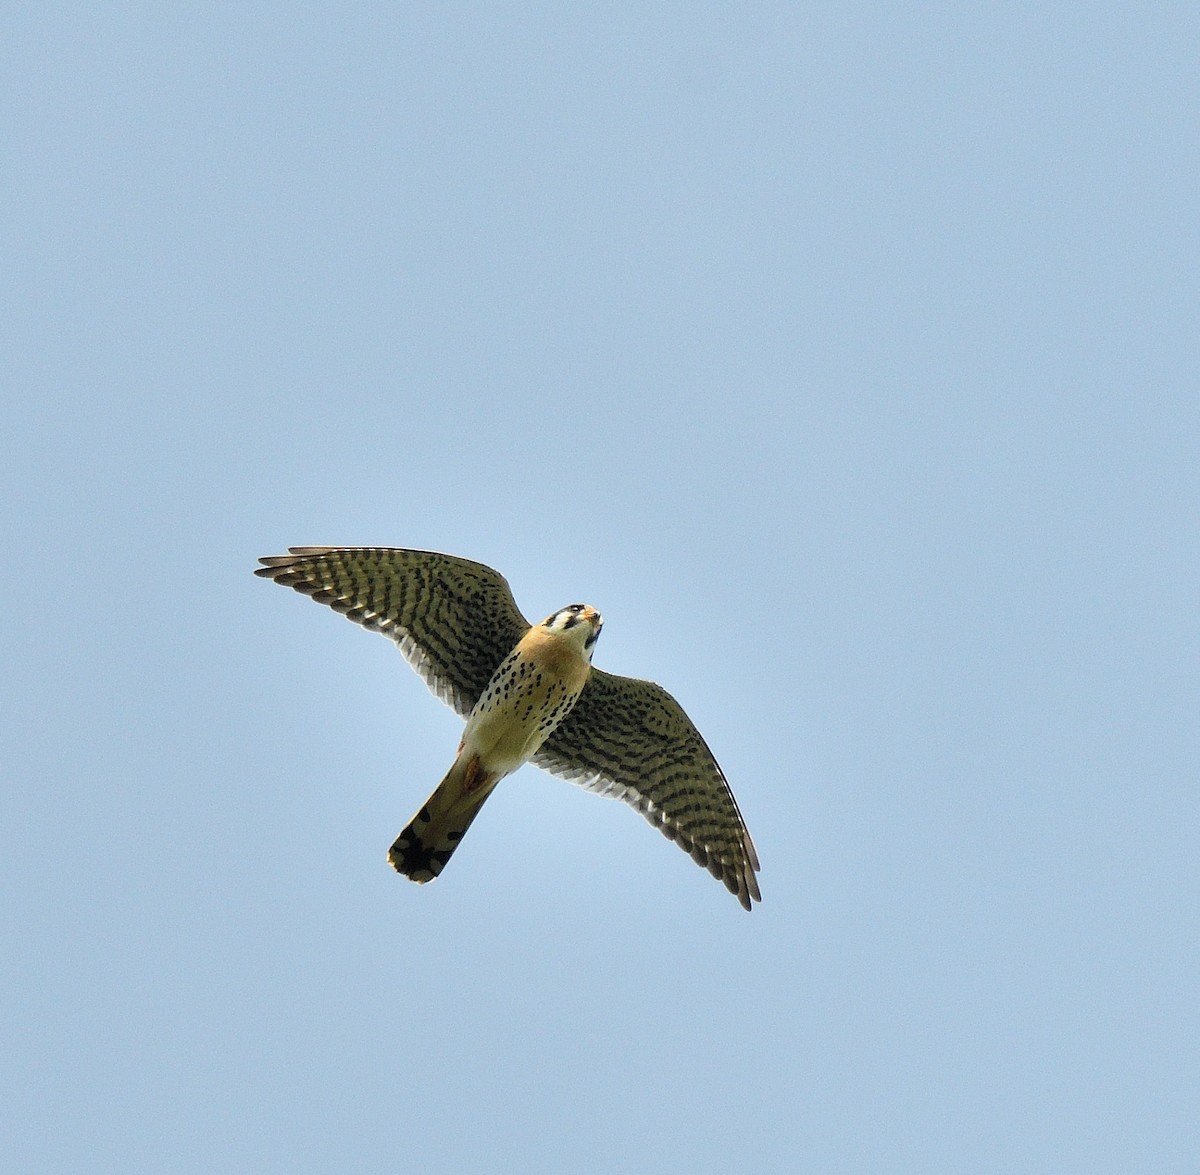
[255,546,530,718]
[533,669,761,910]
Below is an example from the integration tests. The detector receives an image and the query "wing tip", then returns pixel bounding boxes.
[721,854,762,911]
[255,547,340,574]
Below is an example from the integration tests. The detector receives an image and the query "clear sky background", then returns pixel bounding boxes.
[4,4,1196,1172]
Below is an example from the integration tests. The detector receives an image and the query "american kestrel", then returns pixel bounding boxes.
[255,547,761,909]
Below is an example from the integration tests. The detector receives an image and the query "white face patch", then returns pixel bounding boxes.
[546,604,587,631]
[542,606,601,656]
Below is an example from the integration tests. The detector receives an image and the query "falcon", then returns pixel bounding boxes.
[255,547,760,909]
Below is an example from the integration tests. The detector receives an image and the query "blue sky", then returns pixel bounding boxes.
[4,4,1197,1171]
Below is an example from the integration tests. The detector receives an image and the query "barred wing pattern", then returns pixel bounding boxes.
[534,669,761,910]
[254,547,530,716]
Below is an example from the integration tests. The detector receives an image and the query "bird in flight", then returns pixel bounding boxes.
[255,547,760,909]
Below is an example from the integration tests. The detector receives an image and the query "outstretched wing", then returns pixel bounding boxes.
[533,669,761,910]
[255,547,530,717]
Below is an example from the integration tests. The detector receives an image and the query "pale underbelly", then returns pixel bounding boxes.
[463,683,581,776]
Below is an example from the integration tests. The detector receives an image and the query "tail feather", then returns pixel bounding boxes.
[388,753,498,883]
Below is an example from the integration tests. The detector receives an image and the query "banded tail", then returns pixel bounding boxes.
[388,752,499,883]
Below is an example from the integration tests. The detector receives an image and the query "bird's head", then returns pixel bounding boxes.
[541,603,603,659]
